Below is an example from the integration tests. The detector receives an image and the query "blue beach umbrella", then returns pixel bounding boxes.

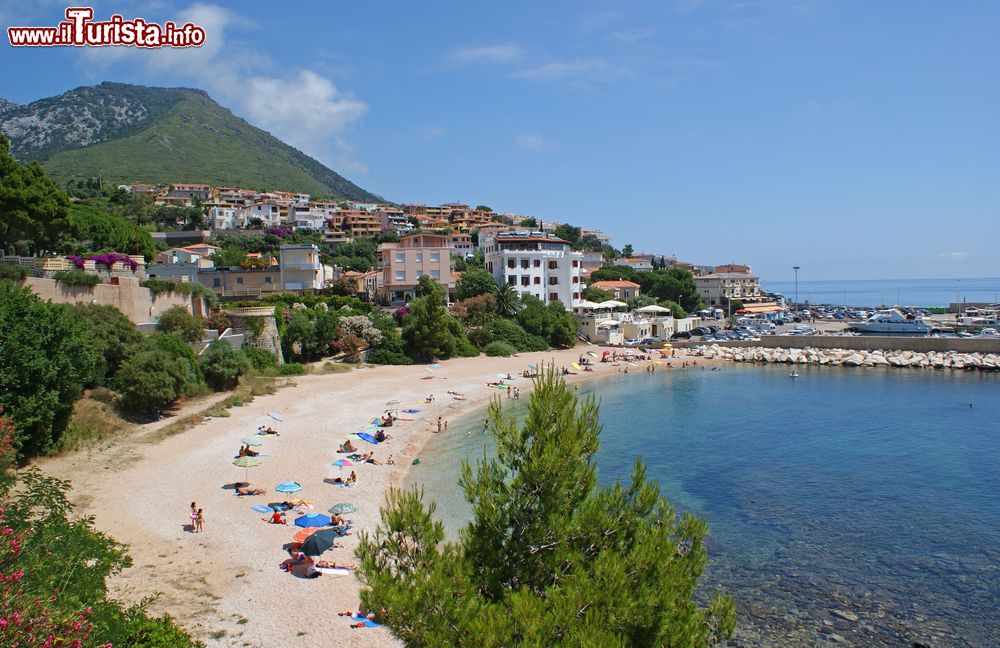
[357,432,379,445]
[276,481,302,494]
[294,513,332,528]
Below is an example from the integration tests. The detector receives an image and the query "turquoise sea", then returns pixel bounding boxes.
[760,277,1000,308]
[406,365,1000,646]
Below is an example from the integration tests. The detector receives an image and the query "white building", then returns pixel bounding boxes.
[289,206,328,231]
[248,202,283,228]
[208,206,244,230]
[483,232,584,307]
[279,244,330,290]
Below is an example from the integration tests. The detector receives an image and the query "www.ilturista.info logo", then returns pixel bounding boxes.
[7,7,206,48]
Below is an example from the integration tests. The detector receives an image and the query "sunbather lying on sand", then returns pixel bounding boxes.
[236,487,265,496]
[316,560,355,569]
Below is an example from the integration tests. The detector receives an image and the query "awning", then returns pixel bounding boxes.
[739,302,782,314]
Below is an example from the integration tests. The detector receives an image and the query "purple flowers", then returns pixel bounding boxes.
[66,256,85,269]
[88,253,138,271]
[266,226,294,238]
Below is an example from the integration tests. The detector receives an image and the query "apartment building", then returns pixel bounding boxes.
[279,244,332,291]
[208,205,244,230]
[589,280,641,301]
[248,202,284,228]
[694,272,763,307]
[449,233,473,256]
[288,206,328,231]
[483,232,584,307]
[377,234,453,304]
[621,257,653,272]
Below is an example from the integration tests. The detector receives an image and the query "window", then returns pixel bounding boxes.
[533,277,541,285]
[507,259,516,269]
[236,277,244,285]
[549,277,559,285]
[508,276,516,285]
[573,292,580,299]
[548,260,558,270]
[394,252,405,263]
[521,276,531,286]
[264,276,272,284]
[430,270,440,279]
[430,252,440,262]
[533,259,541,268]
[415,252,423,263]
[571,276,579,283]
[395,271,405,282]
[488,262,493,272]
[521,259,530,269]
[572,260,579,268]
[549,292,558,302]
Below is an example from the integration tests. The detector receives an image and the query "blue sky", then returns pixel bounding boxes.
[1,1,998,281]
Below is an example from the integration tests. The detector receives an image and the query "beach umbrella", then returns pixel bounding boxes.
[241,436,264,446]
[276,481,302,494]
[331,459,353,469]
[294,513,332,528]
[300,528,340,556]
[664,343,673,347]
[268,412,284,422]
[357,432,379,445]
[293,526,322,543]
[385,399,401,405]
[636,304,671,314]
[587,351,598,357]
[232,456,261,485]
[329,503,357,515]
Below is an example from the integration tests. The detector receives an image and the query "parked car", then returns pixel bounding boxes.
[670,331,692,340]
[624,338,640,346]
[639,337,660,346]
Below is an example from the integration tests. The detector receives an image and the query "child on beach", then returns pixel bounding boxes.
[195,508,204,533]
[189,502,197,532]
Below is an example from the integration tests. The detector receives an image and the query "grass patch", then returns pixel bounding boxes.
[319,362,353,374]
[55,397,129,453]
[152,413,206,441]
[209,630,227,640]
[236,617,248,625]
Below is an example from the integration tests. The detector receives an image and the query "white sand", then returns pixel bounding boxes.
[38,346,700,647]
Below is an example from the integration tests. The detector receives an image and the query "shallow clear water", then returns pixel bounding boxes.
[406,366,1000,646]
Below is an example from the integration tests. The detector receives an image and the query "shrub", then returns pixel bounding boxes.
[466,327,494,349]
[142,279,218,308]
[74,303,144,386]
[143,333,205,395]
[367,348,413,365]
[488,318,549,352]
[199,342,249,391]
[156,305,205,343]
[0,264,27,281]
[484,341,516,357]
[242,346,278,372]
[54,269,101,287]
[277,362,305,376]
[115,350,188,416]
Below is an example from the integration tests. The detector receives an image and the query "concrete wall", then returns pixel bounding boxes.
[24,277,201,324]
[686,335,1000,354]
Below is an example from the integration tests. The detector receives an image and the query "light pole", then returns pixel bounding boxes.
[792,266,800,313]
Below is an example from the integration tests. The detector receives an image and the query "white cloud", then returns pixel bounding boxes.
[513,59,628,83]
[611,28,656,43]
[450,44,525,64]
[939,251,968,260]
[515,133,557,153]
[78,3,368,173]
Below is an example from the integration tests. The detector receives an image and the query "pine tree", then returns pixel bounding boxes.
[356,367,735,646]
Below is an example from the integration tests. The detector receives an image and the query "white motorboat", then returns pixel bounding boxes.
[848,309,931,337]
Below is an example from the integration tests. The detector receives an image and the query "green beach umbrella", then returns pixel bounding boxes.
[233,456,261,485]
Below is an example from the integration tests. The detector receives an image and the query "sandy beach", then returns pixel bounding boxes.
[37,345,704,647]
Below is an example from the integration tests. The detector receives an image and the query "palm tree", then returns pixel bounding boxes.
[494,281,520,317]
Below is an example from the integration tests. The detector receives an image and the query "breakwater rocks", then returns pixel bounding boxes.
[694,344,1000,371]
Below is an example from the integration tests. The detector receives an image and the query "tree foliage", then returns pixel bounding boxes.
[62,203,157,260]
[493,281,520,317]
[73,303,144,386]
[199,341,249,391]
[356,369,735,646]
[114,350,190,416]
[456,267,496,300]
[156,305,204,343]
[590,265,704,312]
[517,296,577,348]
[0,135,70,255]
[0,282,98,457]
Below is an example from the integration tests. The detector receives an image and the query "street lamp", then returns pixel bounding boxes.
[792,266,800,312]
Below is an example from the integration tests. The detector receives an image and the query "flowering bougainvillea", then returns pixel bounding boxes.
[87,253,138,272]
[265,226,293,238]
[65,256,85,269]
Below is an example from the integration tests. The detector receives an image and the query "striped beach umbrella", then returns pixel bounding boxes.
[241,436,264,446]
[232,456,261,485]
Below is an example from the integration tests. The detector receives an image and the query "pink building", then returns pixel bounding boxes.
[377,233,454,304]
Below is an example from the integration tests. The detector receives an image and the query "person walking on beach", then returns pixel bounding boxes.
[437,417,442,433]
[482,419,489,434]
[195,508,204,533]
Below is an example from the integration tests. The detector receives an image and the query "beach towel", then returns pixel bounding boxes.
[369,418,383,426]
[316,567,350,576]
[349,614,381,628]
[429,363,441,369]
[385,400,401,405]
[268,412,284,422]
[249,504,271,513]
[357,432,379,445]
[402,409,420,414]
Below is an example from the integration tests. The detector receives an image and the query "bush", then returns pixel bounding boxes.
[277,362,305,375]
[199,342,249,391]
[74,303,144,386]
[456,267,497,300]
[484,341,516,357]
[142,333,205,395]
[142,279,218,308]
[54,269,101,286]
[0,282,98,457]
[367,348,413,365]
[466,326,494,349]
[0,264,27,281]
[242,346,278,371]
[488,318,548,352]
[115,350,188,416]
[156,305,205,343]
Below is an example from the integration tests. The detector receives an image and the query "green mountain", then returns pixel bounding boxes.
[0,82,382,202]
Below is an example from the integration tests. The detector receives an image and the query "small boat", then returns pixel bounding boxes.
[848,309,931,337]
[789,371,800,378]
